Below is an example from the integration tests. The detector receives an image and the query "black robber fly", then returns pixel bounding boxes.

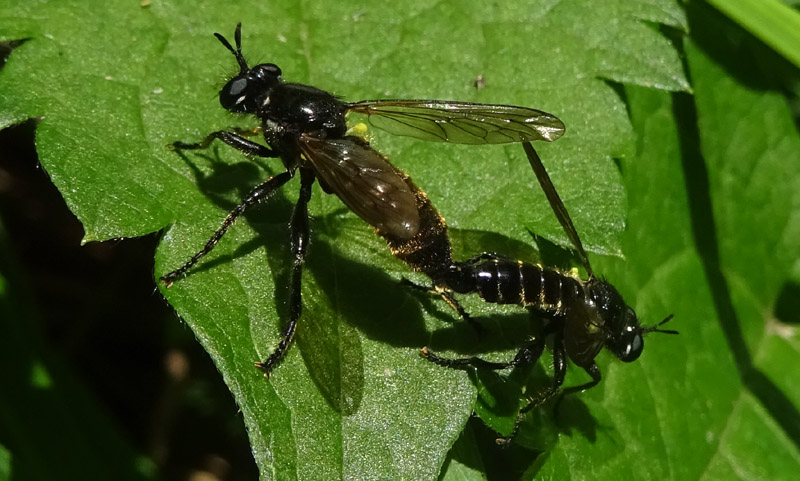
[160,23,564,376]
[419,143,677,443]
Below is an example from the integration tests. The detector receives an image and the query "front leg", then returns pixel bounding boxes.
[560,362,601,399]
[171,130,278,158]
[548,361,602,420]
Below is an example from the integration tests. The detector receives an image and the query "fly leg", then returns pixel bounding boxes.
[171,130,277,158]
[401,252,513,330]
[496,330,567,446]
[160,170,294,286]
[254,168,314,377]
[400,278,483,333]
[421,332,547,372]
[400,279,469,319]
[553,361,601,413]
[161,129,286,286]
[423,333,550,445]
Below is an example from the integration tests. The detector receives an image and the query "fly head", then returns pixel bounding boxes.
[215,24,283,114]
[586,278,677,363]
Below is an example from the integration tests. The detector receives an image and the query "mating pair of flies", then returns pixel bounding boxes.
[161,24,676,443]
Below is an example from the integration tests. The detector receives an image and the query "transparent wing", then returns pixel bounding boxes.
[298,135,420,240]
[523,142,593,277]
[347,99,565,144]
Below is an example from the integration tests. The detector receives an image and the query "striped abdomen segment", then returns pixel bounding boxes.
[471,258,583,316]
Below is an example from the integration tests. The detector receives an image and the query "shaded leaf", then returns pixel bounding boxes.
[18,2,800,481]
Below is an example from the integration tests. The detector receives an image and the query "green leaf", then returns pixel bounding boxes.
[25,1,800,480]
[705,0,800,70]
[438,424,489,481]
[528,3,800,479]
[0,443,10,481]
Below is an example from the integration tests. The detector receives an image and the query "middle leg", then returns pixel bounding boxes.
[254,168,315,377]
[496,330,568,445]
[161,170,295,286]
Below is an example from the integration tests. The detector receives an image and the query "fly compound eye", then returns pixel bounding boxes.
[228,77,248,96]
[619,330,644,362]
[253,63,282,79]
[219,76,251,112]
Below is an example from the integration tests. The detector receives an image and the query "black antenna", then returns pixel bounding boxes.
[214,23,248,73]
[643,314,678,335]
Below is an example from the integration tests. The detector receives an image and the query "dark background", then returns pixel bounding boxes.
[0,118,258,479]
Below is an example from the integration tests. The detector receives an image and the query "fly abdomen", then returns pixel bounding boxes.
[536,268,568,314]
[470,258,582,316]
[472,258,523,304]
